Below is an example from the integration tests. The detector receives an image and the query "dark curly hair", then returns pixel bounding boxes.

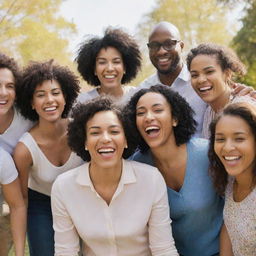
[186,43,246,80]
[68,96,137,161]
[0,52,21,87]
[209,102,256,195]
[16,60,80,121]
[76,27,141,86]
[123,84,197,152]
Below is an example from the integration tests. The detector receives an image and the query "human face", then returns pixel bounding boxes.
[0,68,15,117]
[148,27,183,75]
[32,80,66,122]
[86,111,127,169]
[95,47,125,91]
[190,54,231,107]
[214,115,256,179]
[136,92,177,149]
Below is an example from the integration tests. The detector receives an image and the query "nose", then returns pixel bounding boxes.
[157,45,168,55]
[106,62,114,71]
[223,139,235,151]
[101,131,111,143]
[145,111,155,121]
[46,93,54,103]
[0,86,7,96]
[198,74,207,84]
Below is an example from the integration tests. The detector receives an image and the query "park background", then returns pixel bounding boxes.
[1,0,254,255]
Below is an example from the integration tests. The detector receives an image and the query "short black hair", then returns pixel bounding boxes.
[76,27,141,86]
[124,84,197,152]
[209,102,256,195]
[16,60,80,121]
[68,96,137,161]
[0,52,20,87]
[187,43,246,77]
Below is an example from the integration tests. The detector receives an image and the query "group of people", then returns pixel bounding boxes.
[0,21,255,256]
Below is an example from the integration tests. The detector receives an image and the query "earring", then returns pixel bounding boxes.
[124,71,126,74]
[125,144,128,149]
[85,146,88,151]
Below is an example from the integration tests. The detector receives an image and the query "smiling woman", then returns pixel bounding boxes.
[51,96,178,256]
[13,60,84,256]
[75,27,141,104]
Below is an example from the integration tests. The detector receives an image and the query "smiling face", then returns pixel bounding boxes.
[148,26,183,75]
[136,92,177,149]
[95,47,125,92]
[32,80,66,122]
[0,68,16,117]
[85,110,127,169]
[190,54,231,108]
[214,114,256,180]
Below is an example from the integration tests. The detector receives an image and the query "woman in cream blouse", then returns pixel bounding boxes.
[51,97,178,256]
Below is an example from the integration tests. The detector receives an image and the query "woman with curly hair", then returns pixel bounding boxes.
[187,43,256,138]
[124,84,224,256]
[208,102,256,256]
[13,60,84,256]
[76,27,141,104]
[51,96,178,256]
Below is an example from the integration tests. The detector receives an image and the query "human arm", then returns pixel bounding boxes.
[51,179,80,256]
[231,82,256,99]
[13,142,33,207]
[148,171,178,256]
[2,178,26,256]
[220,223,233,256]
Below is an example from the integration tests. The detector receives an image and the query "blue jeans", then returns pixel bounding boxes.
[27,189,54,256]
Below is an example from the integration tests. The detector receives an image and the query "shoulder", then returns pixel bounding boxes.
[76,88,99,103]
[138,73,159,89]
[130,150,154,166]
[232,95,256,106]
[188,138,209,156]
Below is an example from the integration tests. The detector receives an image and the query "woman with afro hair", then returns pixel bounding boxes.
[13,60,84,256]
[76,27,141,105]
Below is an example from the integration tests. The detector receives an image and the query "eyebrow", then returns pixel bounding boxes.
[88,125,121,130]
[136,103,163,110]
[215,131,247,136]
[190,66,215,73]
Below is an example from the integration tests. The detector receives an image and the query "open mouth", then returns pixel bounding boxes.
[97,148,115,156]
[44,106,57,112]
[0,100,7,105]
[145,126,160,137]
[104,75,116,79]
[198,86,212,93]
[223,156,240,161]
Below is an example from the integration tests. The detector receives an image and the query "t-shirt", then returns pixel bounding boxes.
[0,148,18,215]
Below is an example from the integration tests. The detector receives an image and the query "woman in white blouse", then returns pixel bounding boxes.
[51,97,178,256]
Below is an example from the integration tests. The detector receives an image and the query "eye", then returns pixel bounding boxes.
[7,84,15,89]
[52,91,61,96]
[215,137,225,142]
[136,111,145,116]
[206,69,215,75]
[154,108,163,113]
[235,137,245,142]
[111,130,120,135]
[191,74,198,78]
[35,93,44,98]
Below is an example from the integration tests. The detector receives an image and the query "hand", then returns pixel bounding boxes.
[231,82,256,98]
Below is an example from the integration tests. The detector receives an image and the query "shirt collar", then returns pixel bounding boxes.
[76,159,137,188]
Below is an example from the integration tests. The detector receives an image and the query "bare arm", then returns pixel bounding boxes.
[220,223,233,256]
[3,178,26,256]
[13,142,33,206]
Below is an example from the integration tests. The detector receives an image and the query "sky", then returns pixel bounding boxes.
[60,0,156,54]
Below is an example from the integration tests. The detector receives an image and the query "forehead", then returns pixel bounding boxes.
[216,115,252,133]
[149,26,179,42]
[190,54,220,69]
[87,110,122,127]
[35,79,61,90]
[97,46,122,58]
[0,68,15,83]
[137,92,169,107]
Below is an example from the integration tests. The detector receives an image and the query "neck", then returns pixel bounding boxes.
[210,88,231,112]
[98,85,124,98]
[89,160,122,187]
[0,107,14,134]
[158,63,183,86]
[35,118,68,139]
[235,171,254,190]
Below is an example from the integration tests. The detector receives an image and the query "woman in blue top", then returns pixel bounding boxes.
[124,84,224,256]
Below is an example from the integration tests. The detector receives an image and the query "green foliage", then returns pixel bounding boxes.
[232,1,256,87]
[0,0,76,66]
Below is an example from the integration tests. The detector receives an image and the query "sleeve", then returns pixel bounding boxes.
[51,179,80,256]
[148,171,178,256]
[0,150,18,185]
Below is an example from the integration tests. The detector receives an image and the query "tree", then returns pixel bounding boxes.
[0,0,76,66]
[231,1,256,86]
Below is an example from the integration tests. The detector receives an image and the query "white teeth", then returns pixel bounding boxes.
[0,100,7,104]
[145,126,159,132]
[98,148,114,153]
[199,86,211,92]
[158,58,168,63]
[104,75,115,79]
[224,156,240,161]
[45,107,57,111]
